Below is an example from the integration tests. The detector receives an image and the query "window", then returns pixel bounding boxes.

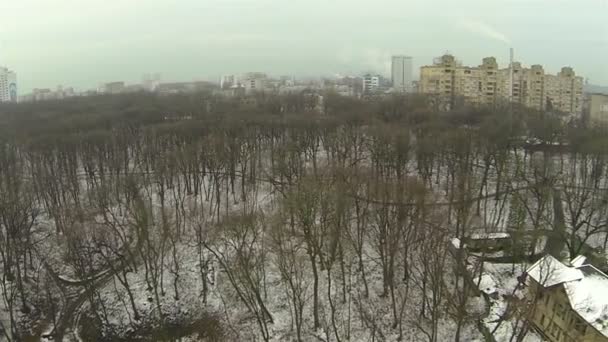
[574,318,586,334]
[556,303,564,318]
[540,314,546,326]
[549,322,562,339]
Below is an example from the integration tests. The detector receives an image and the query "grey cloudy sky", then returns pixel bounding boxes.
[1,0,607,92]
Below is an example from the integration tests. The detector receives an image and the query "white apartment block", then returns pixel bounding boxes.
[419,54,584,116]
[0,67,17,103]
[392,55,413,92]
[363,74,381,94]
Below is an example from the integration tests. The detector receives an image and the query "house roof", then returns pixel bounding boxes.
[563,265,608,337]
[527,254,583,287]
[468,232,511,240]
[527,255,608,338]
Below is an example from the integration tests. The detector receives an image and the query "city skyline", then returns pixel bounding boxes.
[2,51,602,97]
[0,0,606,93]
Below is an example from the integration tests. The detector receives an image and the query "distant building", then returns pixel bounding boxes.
[241,72,267,94]
[214,85,246,98]
[419,54,584,116]
[220,75,236,89]
[156,81,213,94]
[0,67,17,103]
[362,74,381,94]
[143,73,161,91]
[391,55,413,92]
[20,86,79,102]
[124,84,145,93]
[102,82,126,94]
[543,67,584,116]
[588,93,608,126]
[279,75,295,87]
[526,254,608,342]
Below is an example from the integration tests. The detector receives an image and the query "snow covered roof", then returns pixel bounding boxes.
[526,254,583,288]
[468,232,511,240]
[571,255,587,267]
[451,237,463,249]
[563,266,608,337]
[527,254,608,338]
[477,274,498,295]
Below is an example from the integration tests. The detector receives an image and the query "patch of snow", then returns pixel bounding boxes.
[570,255,587,267]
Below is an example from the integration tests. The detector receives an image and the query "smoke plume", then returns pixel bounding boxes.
[460,20,511,44]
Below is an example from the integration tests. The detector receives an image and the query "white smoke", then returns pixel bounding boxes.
[336,46,391,75]
[459,20,511,44]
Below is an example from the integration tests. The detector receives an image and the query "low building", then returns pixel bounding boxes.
[20,86,78,102]
[463,232,512,253]
[526,254,608,342]
[156,81,213,94]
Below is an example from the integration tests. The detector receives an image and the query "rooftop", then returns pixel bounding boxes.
[527,254,584,287]
[527,254,608,338]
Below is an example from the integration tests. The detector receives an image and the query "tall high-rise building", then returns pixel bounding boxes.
[0,67,17,103]
[391,55,413,92]
[419,54,584,116]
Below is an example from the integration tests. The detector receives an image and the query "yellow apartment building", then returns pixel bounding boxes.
[526,255,608,342]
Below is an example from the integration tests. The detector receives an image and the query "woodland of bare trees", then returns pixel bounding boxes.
[0,92,606,341]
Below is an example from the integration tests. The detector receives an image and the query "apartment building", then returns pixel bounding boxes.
[419,54,583,116]
[362,74,381,94]
[543,67,584,115]
[241,72,267,94]
[526,254,608,342]
[588,93,608,126]
[0,67,18,103]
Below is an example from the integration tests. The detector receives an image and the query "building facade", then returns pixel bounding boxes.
[419,54,584,116]
[102,82,126,94]
[0,67,17,103]
[526,255,608,342]
[241,72,267,94]
[220,75,236,89]
[362,74,381,94]
[588,93,608,126]
[391,55,413,92]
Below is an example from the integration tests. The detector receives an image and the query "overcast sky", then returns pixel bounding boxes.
[1,0,607,93]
